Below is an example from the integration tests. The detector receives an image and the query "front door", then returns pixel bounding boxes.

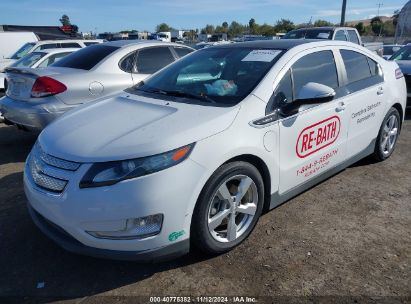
[276,50,349,195]
[338,49,386,158]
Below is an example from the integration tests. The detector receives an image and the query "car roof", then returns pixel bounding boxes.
[36,39,100,44]
[102,40,191,48]
[33,48,80,54]
[211,39,326,50]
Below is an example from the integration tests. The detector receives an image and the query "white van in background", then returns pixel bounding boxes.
[0,32,39,59]
[157,32,171,42]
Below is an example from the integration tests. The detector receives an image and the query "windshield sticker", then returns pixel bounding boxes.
[242,50,282,62]
[317,33,330,39]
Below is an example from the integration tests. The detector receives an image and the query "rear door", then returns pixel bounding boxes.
[337,49,386,158]
[276,49,349,194]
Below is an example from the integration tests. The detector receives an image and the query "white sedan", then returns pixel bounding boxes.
[24,40,407,261]
[5,48,78,70]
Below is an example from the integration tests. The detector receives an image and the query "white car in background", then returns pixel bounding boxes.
[0,39,101,90]
[1,41,194,130]
[5,48,78,70]
[24,40,406,261]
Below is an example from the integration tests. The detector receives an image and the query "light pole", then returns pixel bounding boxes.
[340,0,347,26]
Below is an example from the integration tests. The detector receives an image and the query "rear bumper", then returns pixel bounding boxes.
[28,204,190,261]
[0,95,73,130]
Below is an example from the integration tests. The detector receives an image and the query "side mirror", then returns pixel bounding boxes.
[280,82,335,117]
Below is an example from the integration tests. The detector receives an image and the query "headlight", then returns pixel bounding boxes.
[79,143,195,188]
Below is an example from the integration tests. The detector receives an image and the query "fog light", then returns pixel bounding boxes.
[87,214,163,240]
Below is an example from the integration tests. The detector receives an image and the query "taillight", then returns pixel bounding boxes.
[395,68,403,79]
[31,76,67,98]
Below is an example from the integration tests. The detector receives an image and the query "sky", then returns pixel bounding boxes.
[0,0,408,33]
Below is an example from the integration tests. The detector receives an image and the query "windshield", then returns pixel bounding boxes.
[283,29,332,40]
[390,46,411,61]
[10,52,46,68]
[9,42,35,59]
[135,47,284,106]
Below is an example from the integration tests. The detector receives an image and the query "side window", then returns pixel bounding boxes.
[38,52,72,68]
[84,42,98,46]
[367,57,383,77]
[38,43,58,50]
[340,50,371,83]
[173,47,193,58]
[292,51,339,98]
[347,30,360,44]
[60,43,81,48]
[334,30,347,41]
[340,50,383,92]
[136,47,175,74]
[119,51,137,73]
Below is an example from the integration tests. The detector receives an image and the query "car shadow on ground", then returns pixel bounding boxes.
[0,125,38,166]
[0,171,209,301]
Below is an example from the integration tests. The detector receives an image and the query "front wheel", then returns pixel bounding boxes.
[373,107,401,161]
[191,162,264,255]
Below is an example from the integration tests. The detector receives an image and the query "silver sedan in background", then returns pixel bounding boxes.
[0,40,194,131]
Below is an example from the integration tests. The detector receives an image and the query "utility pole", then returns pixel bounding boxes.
[377,3,383,17]
[340,0,347,26]
[377,3,384,37]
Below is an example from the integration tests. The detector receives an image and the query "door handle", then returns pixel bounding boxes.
[377,87,384,95]
[335,102,346,113]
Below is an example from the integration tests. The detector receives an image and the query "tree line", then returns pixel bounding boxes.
[156,16,398,38]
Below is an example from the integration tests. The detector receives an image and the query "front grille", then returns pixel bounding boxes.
[405,74,411,93]
[28,142,81,193]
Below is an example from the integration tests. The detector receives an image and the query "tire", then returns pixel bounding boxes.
[373,107,401,162]
[191,161,264,255]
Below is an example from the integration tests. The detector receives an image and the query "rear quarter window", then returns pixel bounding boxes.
[173,47,193,58]
[51,45,120,70]
[347,30,360,44]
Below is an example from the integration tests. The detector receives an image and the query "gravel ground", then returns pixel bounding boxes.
[0,110,410,303]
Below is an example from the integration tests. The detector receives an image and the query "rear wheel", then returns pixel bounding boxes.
[373,107,400,161]
[191,162,264,254]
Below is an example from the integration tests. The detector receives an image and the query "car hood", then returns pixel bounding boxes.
[39,93,240,163]
[0,59,16,71]
[396,60,411,75]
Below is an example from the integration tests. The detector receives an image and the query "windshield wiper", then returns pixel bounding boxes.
[141,88,217,104]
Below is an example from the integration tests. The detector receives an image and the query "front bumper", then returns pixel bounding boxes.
[0,95,74,130]
[28,204,189,261]
[24,150,206,260]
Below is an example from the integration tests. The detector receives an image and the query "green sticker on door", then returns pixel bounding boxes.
[169,230,185,242]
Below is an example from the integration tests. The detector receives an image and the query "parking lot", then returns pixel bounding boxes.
[0,104,409,302]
